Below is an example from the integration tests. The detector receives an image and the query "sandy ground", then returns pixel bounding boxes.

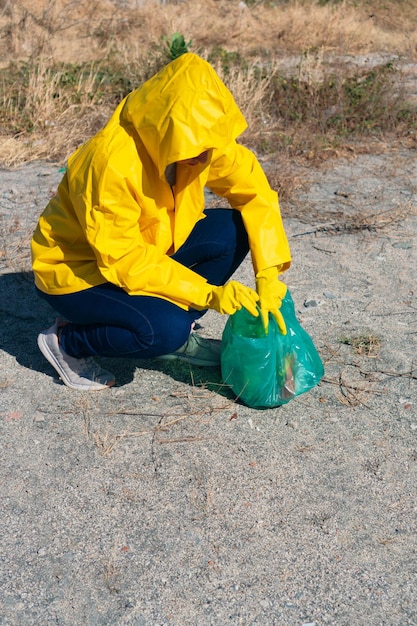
[0,150,416,625]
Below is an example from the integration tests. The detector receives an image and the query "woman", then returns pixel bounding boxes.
[31,52,291,391]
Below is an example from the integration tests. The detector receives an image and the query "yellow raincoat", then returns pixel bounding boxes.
[31,53,291,310]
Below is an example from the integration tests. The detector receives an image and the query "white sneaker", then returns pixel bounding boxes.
[37,320,115,391]
[157,333,221,367]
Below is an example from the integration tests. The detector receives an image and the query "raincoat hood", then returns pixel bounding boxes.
[121,52,248,177]
[32,52,291,308]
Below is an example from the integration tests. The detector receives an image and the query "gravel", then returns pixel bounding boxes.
[0,150,416,625]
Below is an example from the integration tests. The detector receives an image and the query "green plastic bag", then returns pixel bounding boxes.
[221,290,324,409]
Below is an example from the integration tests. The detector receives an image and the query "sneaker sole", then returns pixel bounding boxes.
[156,354,220,367]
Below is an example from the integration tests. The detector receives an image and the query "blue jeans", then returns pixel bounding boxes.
[36,209,249,359]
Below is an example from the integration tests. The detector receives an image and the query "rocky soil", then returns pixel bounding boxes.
[0,146,416,625]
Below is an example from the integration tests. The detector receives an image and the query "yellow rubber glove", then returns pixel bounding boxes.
[256,267,287,334]
[209,281,259,317]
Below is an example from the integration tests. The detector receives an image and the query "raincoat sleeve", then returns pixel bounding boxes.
[206,141,291,274]
[80,164,212,310]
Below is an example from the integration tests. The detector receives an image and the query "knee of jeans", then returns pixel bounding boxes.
[132,319,191,357]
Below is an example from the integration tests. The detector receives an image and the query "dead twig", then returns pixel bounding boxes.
[322,368,384,408]
[371,368,417,381]
[293,204,411,238]
[157,436,209,444]
[93,394,233,457]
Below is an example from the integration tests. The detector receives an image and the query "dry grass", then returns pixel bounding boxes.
[77,385,233,456]
[2,0,417,66]
[340,334,382,358]
[0,0,416,169]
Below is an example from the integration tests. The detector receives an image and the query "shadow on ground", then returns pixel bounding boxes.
[0,271,228,395]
